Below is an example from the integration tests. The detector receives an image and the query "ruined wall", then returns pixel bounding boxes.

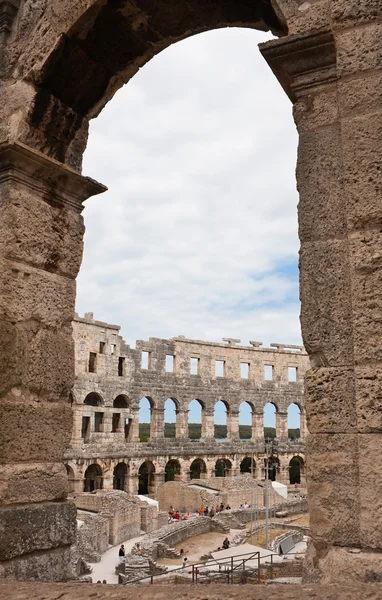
[66,313,307,493]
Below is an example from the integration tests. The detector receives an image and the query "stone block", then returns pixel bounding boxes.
[331,0,382,28]
[0,501,76,561]
[0,184,85,278]
[293,87,339,133]
[336,22,382,78]
[338,71,382,117]
[0,401,72,462]
[0,463,68,505]
[305,367,356,434]
[355,366,382,433]
[297,126,346,243]
[358,434,382,550]
[307,433,360,547]
[299,239,353,367]
[341,112,382,230]
[0,260,76,326]
[348,230,382,364]
[0,546,74,582]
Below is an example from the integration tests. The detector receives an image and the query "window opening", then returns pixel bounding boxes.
[118,356,125,376]
[94,412,104,432]
[88,352,97,373]
[112,413,121,433]
[81,416,90,441]
[166,355,174,372]
[141,351,149,369]
[99,341,105,354]
[288,366,297,382]
[190,357,199,375]
[215,360,225,377]
[264,364,273,381]
[240,362,249,379]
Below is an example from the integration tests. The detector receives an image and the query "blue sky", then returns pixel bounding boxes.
[77,28,302,429]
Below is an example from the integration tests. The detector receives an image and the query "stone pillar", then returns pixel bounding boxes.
[151,407,164,439]
[202,408,214,439]
[126,473,139,496]
[229,410,240,440]
[175,408,188,438]
[253,411,264,442]
[0,142,105,581]
[152,472,165,494]
[276,411,288,442]
[262,22,382,582]
[102,470,113,490]
[299,411,307,442]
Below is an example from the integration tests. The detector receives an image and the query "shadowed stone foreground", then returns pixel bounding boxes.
[2,583,382,600]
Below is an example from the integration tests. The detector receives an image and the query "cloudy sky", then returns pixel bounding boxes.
[77,28,302,427]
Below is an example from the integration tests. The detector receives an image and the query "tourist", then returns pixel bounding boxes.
[182,556,188,571]
[204,506,209,517]
[184,511,191,519]
[220,502,224,512]
[174,510,180,520]
[210,507,215,518]
[199,506,204,516]
[215,504,220,514]
[225,505,231,510]
[134,542,142,555]
[222,537,230,550]
[119,544,125,563]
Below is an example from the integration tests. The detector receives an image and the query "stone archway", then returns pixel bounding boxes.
[1,0,380,585]
[84,463,103,492]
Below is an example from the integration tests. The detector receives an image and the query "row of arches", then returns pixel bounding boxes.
[81,393,304,441]
[66,455,305,495]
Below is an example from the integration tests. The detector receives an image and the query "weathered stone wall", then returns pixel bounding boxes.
[66,313,307,494]
[76,513,109,563]
[73,491,145,546]
[1,0,382,586]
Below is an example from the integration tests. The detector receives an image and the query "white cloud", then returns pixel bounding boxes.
[77,28,301,348]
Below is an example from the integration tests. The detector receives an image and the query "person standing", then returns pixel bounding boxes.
[119,544,125,563]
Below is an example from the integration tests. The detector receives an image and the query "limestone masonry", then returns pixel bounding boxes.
[66,313,308,495]
[1,0,382,589]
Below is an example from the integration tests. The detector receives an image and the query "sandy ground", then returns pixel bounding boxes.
[246,528,286,547]
[157,528,241,566]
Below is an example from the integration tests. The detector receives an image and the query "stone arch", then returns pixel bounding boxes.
[165,459,181,482]
[164,397,178,438]
[239,401,254,439]
[113,462,128,491]
[240,456,255,474]
[287,401,301,436]
[65,464,76,494]
[84,463,103,492]
[113,394,130,408]
[139,396,154,441]
[265,455,280,482]
[138,460,155,495]
[289,456,304,485]
[23,1,286,166]
[83,392,103,407]
[190,458,207,480]
[188,398,205,439]
[214,399,230,439]
[215,458,232,478]
[263,401,278,439]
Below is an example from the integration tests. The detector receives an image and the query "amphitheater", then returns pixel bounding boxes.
[1,0,382,597]
[66,312,308,495]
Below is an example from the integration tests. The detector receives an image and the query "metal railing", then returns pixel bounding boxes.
[122,549,303,585]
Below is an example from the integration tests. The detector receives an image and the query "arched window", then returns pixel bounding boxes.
[263,402,277,440]
[214,400,229,439]
[139,397,153,441]
[114,395,129,408]
[239,401,253,439]
[138,461,155,495]
[289,456,304,484]
[65,464,75,494]
[189,458,207,480]
[165,459,181,482]
[83,393,103,407]
[164,398,177,438]
[215,458,232,478]
[287,403,301,440]
[188,399,204,439]
[84,464,103,492]
[113,463,128,490]
[240,456,254,474]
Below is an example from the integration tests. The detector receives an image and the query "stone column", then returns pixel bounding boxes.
[229,410,240,440]
[262,22,382,582]
[253,411,264,443]
[276,411,288,442]
[152,472,165,494]
[0,142,105,581]
[202,408,214,439]
[299,410,307,442]
[150,407,164,439]
[175,408,188,438]
[126,473,139,496]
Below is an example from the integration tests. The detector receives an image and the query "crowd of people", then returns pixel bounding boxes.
[167,502,233,522]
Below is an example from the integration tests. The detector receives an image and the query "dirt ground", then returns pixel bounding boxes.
[246,528,286,547]
[288,514,309,526]
[157,530,238,566]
